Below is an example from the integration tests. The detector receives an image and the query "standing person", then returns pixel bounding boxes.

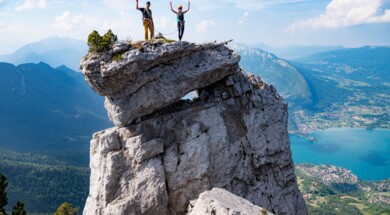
[170,1,190,41]
[136,0,154,40]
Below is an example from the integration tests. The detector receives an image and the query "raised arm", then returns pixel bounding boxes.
[170,1,178,14]
[183,1,190,13]
[136,0,140,10]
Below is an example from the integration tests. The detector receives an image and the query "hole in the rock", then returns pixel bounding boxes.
[181,90,198,100]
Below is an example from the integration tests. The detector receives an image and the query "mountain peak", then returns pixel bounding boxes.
[80,40,307,215]
[229,43,275,58]
[0,36,87,71]
[20,36,86,54]
[229,43,313,106]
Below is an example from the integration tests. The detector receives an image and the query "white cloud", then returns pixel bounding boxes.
[238,11,249,24]
[196,20,216,33]
[15,0,34,11]
[51,10,137,39]
[37,0,46,8]
[52,11,95,31]
[288,0,390,31]
[15,0,47,11]
[227,0,306,10]
[100,11,136,32]
[195,0,305,11]
[101,0,130,9]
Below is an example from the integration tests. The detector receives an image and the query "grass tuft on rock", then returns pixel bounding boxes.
[112,52,125,62]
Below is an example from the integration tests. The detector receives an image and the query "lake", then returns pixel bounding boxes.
[290,128,390,181]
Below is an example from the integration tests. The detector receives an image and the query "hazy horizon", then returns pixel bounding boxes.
[2,35,390,56]
[0,0,390,55]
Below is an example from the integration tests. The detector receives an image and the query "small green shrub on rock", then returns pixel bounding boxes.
[87,30,117,53]
[87,30,102,52]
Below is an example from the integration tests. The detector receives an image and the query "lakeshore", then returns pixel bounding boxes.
[290,128,390,180]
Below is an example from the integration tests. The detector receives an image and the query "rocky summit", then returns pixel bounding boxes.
[80,40,307,215]
[81,41,240,127]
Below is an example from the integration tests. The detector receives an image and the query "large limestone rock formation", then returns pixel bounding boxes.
[81,42,240,127]
[81,40,307,215]
[188,188,274,215]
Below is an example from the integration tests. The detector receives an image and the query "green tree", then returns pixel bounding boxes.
[101,29,117,49]
[0,174,28,215]
[87,30,103,52]
[53,203,78,215]
[0,174,8,215]
[11,202,26,215]
[87,29,117,53]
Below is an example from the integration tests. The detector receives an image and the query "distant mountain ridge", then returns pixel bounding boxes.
[230,43,313,107]
[0,61,112,213]
[0,62,111,164]
[250,43,345,60]
[231,44,390,134]
[0,37,87,71]
[290,46,390,133]
[295,46,390,77]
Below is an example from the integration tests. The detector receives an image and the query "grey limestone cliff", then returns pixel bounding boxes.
[188,188,274,215]
[81,41,240,127]
[80,40,307,215]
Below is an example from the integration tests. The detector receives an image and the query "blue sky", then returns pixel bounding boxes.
[0,0,389,54]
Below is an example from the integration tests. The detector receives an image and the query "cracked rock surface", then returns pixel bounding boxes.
[188,188,274,215]
[81,41,307,215]
[81,41,240,127]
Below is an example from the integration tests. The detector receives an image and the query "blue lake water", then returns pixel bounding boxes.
[290,128,390,181]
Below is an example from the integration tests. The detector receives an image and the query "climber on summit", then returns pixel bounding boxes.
[170,1,190,41]
[136,0,154,40]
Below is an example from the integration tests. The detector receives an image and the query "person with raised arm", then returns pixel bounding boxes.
[136,0,154,40]
[170,1,190,41]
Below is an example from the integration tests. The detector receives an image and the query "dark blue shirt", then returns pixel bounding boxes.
[139,8,152,20]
